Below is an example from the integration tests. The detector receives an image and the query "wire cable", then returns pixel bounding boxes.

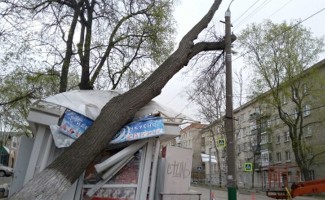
[234,0,273,31]
[232,0,260,24]
[267,0,293,19]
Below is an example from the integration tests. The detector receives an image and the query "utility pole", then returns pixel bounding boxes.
[209,147,212,200]
[225,5,237,200]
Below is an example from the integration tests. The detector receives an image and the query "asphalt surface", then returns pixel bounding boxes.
[0,177,323,200]
[190,186,324,200]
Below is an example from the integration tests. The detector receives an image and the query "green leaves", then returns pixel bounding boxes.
[239,20,324,94]
[239,20,325,180]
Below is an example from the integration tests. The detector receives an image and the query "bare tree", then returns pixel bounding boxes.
[9,1,236,199]
[187,52,226,122]
[234,67,244,107]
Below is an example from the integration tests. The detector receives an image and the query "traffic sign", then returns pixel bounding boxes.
[244,162,253,172]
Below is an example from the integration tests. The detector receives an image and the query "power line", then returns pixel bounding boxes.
[232,0,259,24]
[234,0,273,31]
[267,0,293,18]
[167,5,325,119]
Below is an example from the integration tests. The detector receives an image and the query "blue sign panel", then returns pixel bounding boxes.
[59,109,94,139]
[110,116,165,144]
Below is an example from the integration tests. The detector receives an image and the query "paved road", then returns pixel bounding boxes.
[0,177,323,200]
[190,186,323,200]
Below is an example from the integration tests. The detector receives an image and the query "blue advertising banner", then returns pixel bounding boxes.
[110,116,165,144]
[59,109,94,139]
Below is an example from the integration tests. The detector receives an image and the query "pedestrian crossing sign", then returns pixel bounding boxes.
[217,138,226,147]
[244,162,253,172]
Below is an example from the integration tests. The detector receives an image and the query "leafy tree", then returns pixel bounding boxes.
[238,20,325,181]
[0,0,175,91]
[9,0,233,199]
[0,66,79,134]
[0,0,175,133]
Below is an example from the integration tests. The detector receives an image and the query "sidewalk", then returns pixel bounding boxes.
[190,185,322,200]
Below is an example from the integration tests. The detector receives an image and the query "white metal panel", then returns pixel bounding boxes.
[8,136,35,197]
[139,138,154,200]
[73,174,84,200]
[95,139,148,173]
[148,139,160,200]
[136,143,147,200]
[23,125,46,184]
[27,109,60,126]
[39,128,54,171]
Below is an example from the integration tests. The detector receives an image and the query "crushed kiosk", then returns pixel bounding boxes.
[9,90,199,200]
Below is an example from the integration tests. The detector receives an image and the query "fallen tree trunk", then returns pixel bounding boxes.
[9,0,235,199]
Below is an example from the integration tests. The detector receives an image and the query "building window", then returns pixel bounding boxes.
[243,142,248,152]
[251,138,257,146]
[304,125,312,137]
[294,108,298,119]
[303,83,309,95]
[285,151,291,162]
[276,135,281,144]
[303,104,311,117]
[261,132,269,144]
[269,153,272,162]
[262,152,268,162]
[250,122,257,131]
[284,132,290,142]
[276,152,282,163]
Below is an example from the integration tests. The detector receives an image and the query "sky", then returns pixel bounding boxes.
[154,0,325,121]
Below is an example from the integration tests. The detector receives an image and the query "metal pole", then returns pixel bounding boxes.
[225,7,237,200]
[209,147,212,200]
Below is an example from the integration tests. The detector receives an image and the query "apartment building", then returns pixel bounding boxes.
[200,121,227,186]
[178,123,208,171]
[202,59,325,190]
[160,122,208,182]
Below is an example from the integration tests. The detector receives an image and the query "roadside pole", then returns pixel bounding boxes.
[209,147,212,200]
[224,5,237,200]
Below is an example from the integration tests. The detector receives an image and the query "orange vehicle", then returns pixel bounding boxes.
[266,178,325,199]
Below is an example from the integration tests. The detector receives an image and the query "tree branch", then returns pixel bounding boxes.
[9,1,226,199]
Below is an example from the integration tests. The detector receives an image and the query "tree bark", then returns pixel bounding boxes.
[59,1,83,93]
[9,1,234,199]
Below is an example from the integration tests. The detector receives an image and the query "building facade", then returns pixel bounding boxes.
[163,123,207,183]
[202,59,325,190]
[201,121,227,187]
